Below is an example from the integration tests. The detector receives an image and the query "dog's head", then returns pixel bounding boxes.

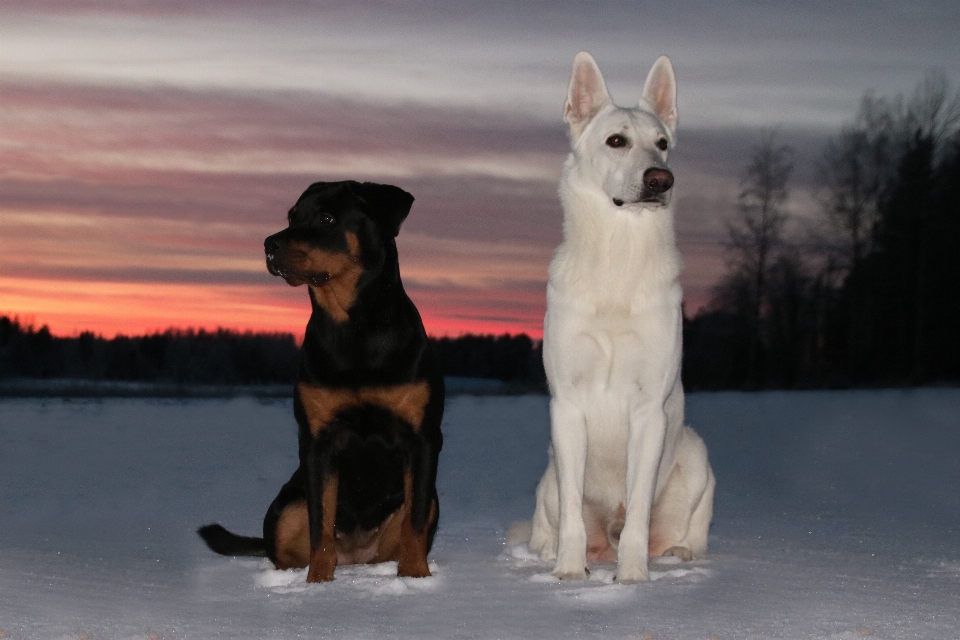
[563,51,677,209]
[264,181,414,321]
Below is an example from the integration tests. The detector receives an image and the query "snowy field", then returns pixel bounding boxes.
[1,389,959,639]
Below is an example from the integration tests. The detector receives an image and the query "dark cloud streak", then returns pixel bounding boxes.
[1,264,275,286]
[1,78,569,157]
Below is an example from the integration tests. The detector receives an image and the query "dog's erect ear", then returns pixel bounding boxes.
[351,182,415,237]
[641,55,678,134]
[564,51,611,143]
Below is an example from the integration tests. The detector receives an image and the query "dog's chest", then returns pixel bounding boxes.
[544,201,683,391]
[296,382,430,437]
[552,206,680,302]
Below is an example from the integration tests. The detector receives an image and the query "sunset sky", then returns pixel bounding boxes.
[2,0,958,338]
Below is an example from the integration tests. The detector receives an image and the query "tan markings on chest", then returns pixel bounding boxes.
[297,381,431,437]
[290,232,363,323]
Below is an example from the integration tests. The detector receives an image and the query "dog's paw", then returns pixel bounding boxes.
[614,563,649,584]
[306,551,337,583]
[528,534,557,563]
[397,559,432,579]
[532,542,557,563]
[661,545,693,562]
[552,556,589,580]
[554,536,588,573]
[552,567,589,580]
[305,566,335,583]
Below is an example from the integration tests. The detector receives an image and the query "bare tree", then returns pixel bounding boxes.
[815,95,894,273]
[722,129,794,384]
[904,68,960,147]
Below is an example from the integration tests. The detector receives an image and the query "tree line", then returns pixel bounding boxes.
[0,316,546,388]
[0,318,301,386]
[684,70,960,389]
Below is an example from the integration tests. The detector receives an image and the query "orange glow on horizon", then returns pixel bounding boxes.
[0,275,545,340]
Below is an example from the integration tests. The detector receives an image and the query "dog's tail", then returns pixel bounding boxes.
[197,524,267,557]
[505,520,533,546]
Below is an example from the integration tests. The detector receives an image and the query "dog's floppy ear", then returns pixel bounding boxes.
[641,55,678,134]
[351,182,415,237]
[564,51,611,143]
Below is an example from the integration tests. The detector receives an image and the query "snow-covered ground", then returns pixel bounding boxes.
[1,390,959,639]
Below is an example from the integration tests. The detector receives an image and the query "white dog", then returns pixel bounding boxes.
[527,52,715,583]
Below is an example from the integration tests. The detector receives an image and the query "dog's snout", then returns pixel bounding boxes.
[643,168,674,194]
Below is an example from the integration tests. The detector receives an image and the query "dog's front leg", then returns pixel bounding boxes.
[615,303,683,583]
[550,395,589,579]
[617,396,667,583]
[396,441,435,578]
[305,441,339,583]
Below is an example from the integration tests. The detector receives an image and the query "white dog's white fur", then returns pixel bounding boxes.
[527,52,715,583]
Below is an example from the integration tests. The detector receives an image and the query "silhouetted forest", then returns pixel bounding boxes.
[0,316,546,389]
[684,71,960,389]
[0,319,301,385]
[431,334,544,383]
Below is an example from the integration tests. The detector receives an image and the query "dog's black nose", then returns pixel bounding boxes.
[265,238,281,255]
[643,168,674,194]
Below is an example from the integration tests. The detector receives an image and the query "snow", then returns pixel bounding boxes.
[1,389,959,639]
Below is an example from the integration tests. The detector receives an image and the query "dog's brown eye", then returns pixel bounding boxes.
[606,134,628,148]
[657,138,669,151]
[320,213,335,224]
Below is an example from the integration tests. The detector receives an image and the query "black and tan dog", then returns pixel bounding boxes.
[198,181,444,582]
